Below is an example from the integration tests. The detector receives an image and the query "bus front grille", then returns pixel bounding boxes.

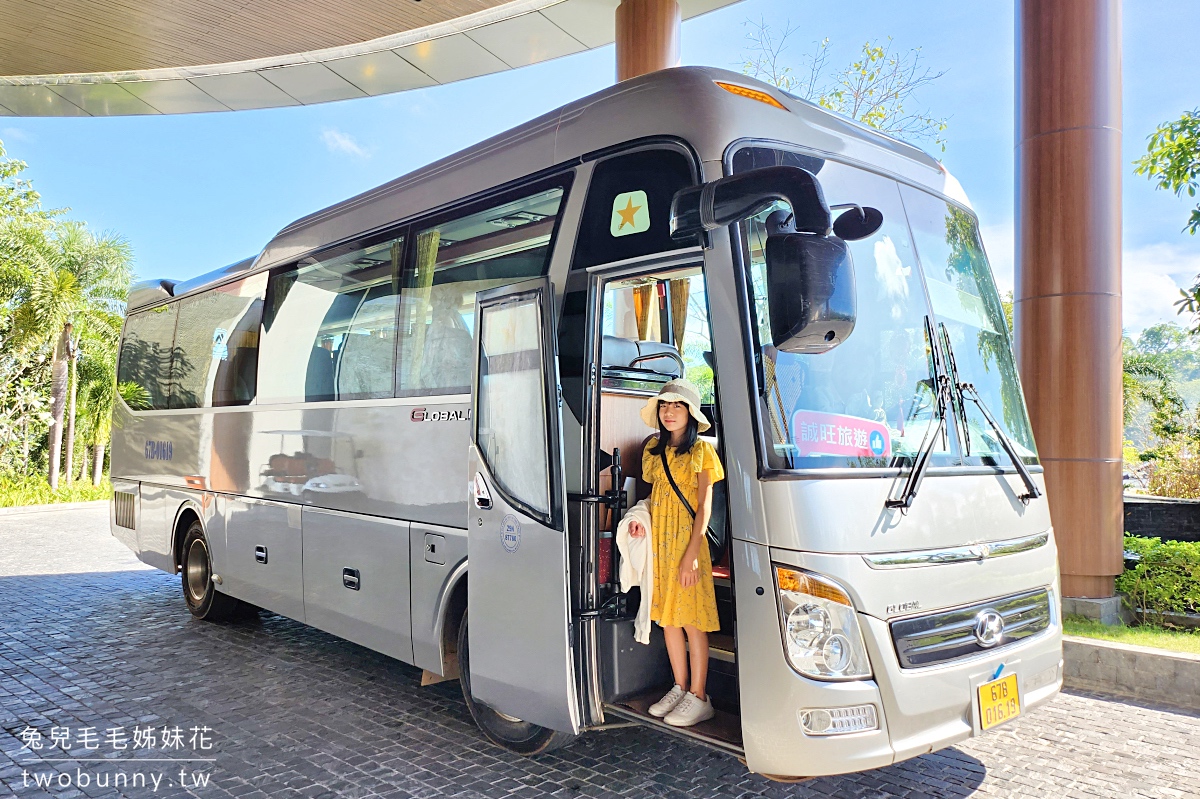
[890,589,1052,669]
[114,491,136,529]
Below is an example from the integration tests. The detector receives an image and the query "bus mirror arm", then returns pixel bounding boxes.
[669,166,832,239]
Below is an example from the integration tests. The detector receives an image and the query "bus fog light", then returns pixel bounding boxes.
[799,704,879,736]
[776,566,872,680]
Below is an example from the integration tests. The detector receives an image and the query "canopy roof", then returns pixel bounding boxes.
[0,0,737,116]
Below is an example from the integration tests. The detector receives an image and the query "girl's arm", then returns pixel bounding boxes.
[679,470,713,588]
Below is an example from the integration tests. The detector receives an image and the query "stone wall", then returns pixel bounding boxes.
[1064,635,1200,709]
[1124,496,1200,543]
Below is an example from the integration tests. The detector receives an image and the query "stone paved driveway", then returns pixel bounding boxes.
[0,505,1197,798]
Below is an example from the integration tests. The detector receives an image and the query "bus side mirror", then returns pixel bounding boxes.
[764,233,856,354]
[670,165,830,239]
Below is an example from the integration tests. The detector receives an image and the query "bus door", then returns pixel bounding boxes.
[467,277,581,733]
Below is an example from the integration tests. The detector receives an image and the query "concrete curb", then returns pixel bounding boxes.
[0,499,109,517]
[1063,635,1200,710]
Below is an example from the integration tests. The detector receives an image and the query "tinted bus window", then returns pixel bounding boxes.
[258,236,403,404]
[397,186,565,397]
[572,148,697,270]
[117,304,178,410]
[169,274,267,408]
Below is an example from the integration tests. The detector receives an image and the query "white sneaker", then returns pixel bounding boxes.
[648,684,686,718]
[664,692,715,727]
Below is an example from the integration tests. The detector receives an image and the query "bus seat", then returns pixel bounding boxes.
[602,334,641,370]
[600,335,682,379]
[634,341,682,378]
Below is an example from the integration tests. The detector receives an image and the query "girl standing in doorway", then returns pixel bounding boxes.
[627,379,724,727]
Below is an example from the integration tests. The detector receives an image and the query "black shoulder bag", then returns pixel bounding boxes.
[659,449,728,566]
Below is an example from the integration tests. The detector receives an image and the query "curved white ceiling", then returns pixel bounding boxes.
[0,0,738,116]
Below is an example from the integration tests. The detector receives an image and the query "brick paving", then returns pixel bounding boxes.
[1,505,1197,798]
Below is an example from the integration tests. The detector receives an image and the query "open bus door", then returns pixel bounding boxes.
[465,278,581,746]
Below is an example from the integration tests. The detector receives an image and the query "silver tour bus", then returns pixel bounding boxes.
[110,67,1062,778]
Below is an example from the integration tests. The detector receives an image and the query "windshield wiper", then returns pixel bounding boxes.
[938,323,1041,504]
[939,322,971,455]
[886,317,953,512]
[956,381,1042,504]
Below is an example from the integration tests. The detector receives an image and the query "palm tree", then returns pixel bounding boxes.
[74,323,144,485]
[6,221,132,487]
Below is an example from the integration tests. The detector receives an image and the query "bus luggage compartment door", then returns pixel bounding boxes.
[467,278,580,734]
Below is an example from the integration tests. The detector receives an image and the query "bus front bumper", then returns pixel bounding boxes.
[739,616,1063,777]
[861,615,1063,765]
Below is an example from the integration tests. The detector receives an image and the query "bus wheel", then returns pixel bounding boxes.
[181,520,245,622]
[456,609,576,756]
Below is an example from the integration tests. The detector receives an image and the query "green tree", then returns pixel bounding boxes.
[0,141,42,224]
[742,20,948,150]
[1000,291,1014,334]
[72,314,129,483]
[1123,348,1185,437]
[1135,109,1200,236]
[1135,110,1200,334]
[0,352,52,475]
[6,221,132,487]
[1132,322,1200,382]
[1,142,57,326]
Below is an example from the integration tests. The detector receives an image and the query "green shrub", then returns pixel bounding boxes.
[0,475,112,507]
[1117,534,1200,618]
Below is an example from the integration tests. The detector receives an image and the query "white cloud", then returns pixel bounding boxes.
[320,128,369,158]
[977,221,1200,334]
[1,126,32,143]
[1122,242,1200,334]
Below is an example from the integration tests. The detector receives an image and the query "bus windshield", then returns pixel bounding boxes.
[900,184,1038,466]
[735,146,1036,471]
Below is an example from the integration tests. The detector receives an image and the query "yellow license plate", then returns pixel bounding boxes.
[977,673,1021,730]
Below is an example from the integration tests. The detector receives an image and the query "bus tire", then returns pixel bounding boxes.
[457,609,577,756]
[181,520,245,622]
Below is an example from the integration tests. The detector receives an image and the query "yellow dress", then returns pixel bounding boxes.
[642,438,724,632]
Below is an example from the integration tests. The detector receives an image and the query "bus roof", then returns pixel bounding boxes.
[130,66,967,312]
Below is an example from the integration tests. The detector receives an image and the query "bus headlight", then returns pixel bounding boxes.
[775,566,872,680]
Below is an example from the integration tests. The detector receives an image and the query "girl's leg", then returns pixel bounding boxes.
[662,625,690,690]
[684,626,709,699]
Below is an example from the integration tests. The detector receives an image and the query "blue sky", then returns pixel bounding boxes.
[2,0,1197,333]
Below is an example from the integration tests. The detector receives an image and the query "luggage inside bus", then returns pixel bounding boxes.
[590,264,742,749]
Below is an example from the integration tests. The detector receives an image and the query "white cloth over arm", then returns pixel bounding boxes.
[616,499,654,644]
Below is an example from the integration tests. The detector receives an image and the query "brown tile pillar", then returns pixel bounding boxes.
[1016,0,1123,598]
[615,0,680,81]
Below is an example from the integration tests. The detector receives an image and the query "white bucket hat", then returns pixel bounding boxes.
[641,379,711,432]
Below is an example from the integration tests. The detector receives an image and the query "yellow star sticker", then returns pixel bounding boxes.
[616,196,642,229]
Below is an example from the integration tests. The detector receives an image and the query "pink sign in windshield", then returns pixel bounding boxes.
[791,411,891,458]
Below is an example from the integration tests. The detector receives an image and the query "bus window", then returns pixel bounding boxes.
[169,273,266,408]
[117,303,179,410]
[601,269,713,403]
[258,236,403,404]
[739,156,949,470]
[476,292,553,519]
[397,186,565,397]
[573,148,698,271]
